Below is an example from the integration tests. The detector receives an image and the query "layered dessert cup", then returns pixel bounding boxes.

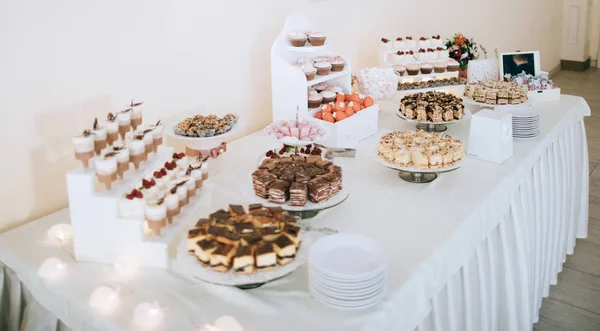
[145,200,167,236]
[179,171,196,198]
[176,181,189,208]
[150,121,163,153]
[117,110,132,140]
[72,130,95,168]
[187,165,203,190]
[105,113,119,146]
[130,100,144,130]
[127,137,146,169]
[112,142,130,178]
[165,190,180,224]
[95,151,118,190]
[92,118,107,155]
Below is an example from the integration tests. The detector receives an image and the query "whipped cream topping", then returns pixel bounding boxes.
[176,157,189,170]
[309,31,325,38]
[178,172,196,190]
[105,120,119,133]
[112,145,129,163]
[320,90,336,98]
[308,91,322,101]
[302,64,317,74]
[165,193,179,209]
[95,156,117,174]
[189,167,203,180]
[127,139,145,155]
[330,56,345,64]
[117,111,131,125]
[314,62,331,69]
[72,134,95,153]
[145,202,166,221]
[176,184,187,200]
[288,32,306,40]
[150,123,163,138]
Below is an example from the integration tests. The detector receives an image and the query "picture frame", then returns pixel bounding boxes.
[499,51,540,79]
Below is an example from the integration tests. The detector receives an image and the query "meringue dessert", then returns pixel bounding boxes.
[127,136,146,169]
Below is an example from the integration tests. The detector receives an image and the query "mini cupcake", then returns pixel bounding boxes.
[302,64,317,81]
[308,32,326,46]
[313,82,328,93]
[320,89,336,103]
[308,90,323,108]
[330,56,345,72]
[297,57,313,66]
[433,62,447,73]
[392,65,406,76]
[312,55,330,63]
[406,64,421,76]
[447,60,459,72]
[314,62,332,76]
[421,64,433,74]
[288,32,307,47]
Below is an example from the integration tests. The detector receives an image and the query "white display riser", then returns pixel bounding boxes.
[67,146,211,269]
[307,104,379,149]
[379,48,448,69]
[271,13,352,121]
[394,85,465,101]
[528,88,561,102]
[397,70,459,82]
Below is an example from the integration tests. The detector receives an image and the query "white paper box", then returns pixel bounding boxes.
[528,88,561,102]
[309,104,379,148]
[467,109,513,164]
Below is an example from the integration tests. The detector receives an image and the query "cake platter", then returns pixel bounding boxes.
[395,106,472,132]
[165,117,241,152]
[375,155,461,183]
[171,228,321,289]
[462,96,532,111]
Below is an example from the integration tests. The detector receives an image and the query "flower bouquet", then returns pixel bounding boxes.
[445,34,485,77]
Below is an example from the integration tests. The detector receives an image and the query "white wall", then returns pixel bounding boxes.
[0,0,563,231]
[590,0,600,60]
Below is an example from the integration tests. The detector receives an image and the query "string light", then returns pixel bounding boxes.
[89,286,120,315]
[215,316,244,331]
[47,223,73,242]
[133,301,164,329]
[37,257,67,281]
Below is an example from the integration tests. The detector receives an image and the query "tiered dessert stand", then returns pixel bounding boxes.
[67,146,209,268]
[395,107,472,133]
[375,155,461,183]
[271,13,379,149]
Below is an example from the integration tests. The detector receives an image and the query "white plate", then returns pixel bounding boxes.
[311,280,387,302]
[310,278,387,298]
[264,120,328,147]
[309,271,387,293]
[309,234,387,279]
[395,106,472,125]
[166,119,240,150]
[376,154,461,174]
[170,230,320,286]
[310,285,386,309]
[309,264,387,284]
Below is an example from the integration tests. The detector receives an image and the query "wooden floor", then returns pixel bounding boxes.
[533,67,600,331]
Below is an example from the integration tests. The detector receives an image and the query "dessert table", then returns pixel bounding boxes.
[0,95,590,331]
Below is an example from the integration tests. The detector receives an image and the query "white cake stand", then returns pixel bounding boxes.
[375,155,461,183]
[263,120,328,148]
[165,120,241,151]
[395,107,472,132]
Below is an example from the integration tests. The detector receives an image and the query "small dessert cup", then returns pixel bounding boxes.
[145,201,167,236]
[72,131,95,168]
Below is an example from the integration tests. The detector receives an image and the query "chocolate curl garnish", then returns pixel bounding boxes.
[155,120,161,127]
[120,108,132,113]
[157,196,165,205]
[82,129,95,137]
[142,128,154,134]
[133,134,144,140]
[113,144,125,151]
[196,155,210,163]
[176,180,188,187]
[104,151,119,158]
[93,118,99,130]
[130,99,144,107]
[186,165,193,176]
[107,112,116,121]
[170,186,177,194]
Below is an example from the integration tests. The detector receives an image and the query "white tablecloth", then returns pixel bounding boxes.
[0,95,590,331]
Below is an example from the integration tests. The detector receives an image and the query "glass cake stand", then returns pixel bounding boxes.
[395,107,472,132]
[375,155,461,183]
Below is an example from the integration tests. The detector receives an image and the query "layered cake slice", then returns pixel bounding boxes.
[289,182,308,206]
[233,245,256,274]
[272,235,297,266]
[255,242,277,270]
[252,170,277,199]
[267,180,290,204]
[282,223,301,248]
[209,242,236,272]
[308,177,332,203]
[187,228,207,253]
[194,239,217,265]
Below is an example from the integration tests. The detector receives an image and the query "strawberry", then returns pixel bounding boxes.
[278,149,285,155]
[126,194,133,200]
[172,153,179,159]
[150,178,156,186]
[300,148,305,153]
[142,179,149,186]
[164,161,170,168]
[266,150,272,157]
[134,190,143,199]
[160,168,167,176]
[178,152,185,159]
[153,171,160,177]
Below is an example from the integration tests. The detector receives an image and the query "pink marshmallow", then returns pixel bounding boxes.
[309,134,319,140]
[275,132,284,139]
[290,127,300,138]
[287,120,297,127]
[279,126,291,135]
[300,127,311,138]
[301,136,312,141]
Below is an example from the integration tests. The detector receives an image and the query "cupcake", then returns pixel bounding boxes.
[308,90,323,109]
[433,62,447,73]
[406,64,421,76]
[330,56,346,72]
[308,32,326,46]
[320,89,336,103]
[421,64,433,74]
[447,60,459,72]
[302,64,317,81]
[288,32,307,47]
[314,82,328,93]
[297,57,313,66]
[392,65,406,76]
[380,38,392,50]
[405,36,416,49]
[314,62,332,76]
[312,55,330,63]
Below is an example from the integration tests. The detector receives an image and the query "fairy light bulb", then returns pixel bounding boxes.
[133,301,164,328]
[89,286,120,315]
[37,257,67,281]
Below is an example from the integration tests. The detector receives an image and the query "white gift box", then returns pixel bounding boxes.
[467,109,513,164]
[527,88,561,102]
[309,104,379,149]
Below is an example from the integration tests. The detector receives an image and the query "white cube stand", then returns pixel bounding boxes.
[67,146,208,269]
[467,109,514,164]
[527,88,561,103]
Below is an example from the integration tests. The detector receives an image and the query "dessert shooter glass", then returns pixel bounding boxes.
[165,192,180,224]
[117,111,131,140]
[95,154,118,190]
[127,139,146,169]
[145,202,167,236]
[72,132,95,168]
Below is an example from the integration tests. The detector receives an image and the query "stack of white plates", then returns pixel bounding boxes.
[512,110,540,139]
[308,234,388,309]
